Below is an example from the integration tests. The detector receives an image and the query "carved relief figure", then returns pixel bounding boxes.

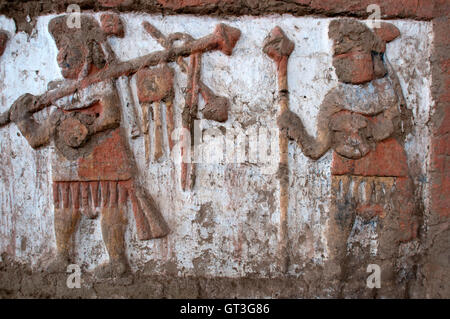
[7,15,170,277]
[276,19,419,294]
[0,14,241,276]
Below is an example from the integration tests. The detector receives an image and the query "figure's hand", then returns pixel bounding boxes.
[203,96,229,123]
[9,93,51,149]
[277,109,300,141]
[9,93,38,123]
[47,79,65,91]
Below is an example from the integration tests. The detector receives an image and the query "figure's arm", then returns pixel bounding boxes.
[385,56,406,110]
[9,94,57,149]
[277,94,337,160]
[90,90,121,135]
[383,56,413,137]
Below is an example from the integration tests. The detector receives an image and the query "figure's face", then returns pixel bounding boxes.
[56,39,88,79]
[329,112,372,159]
[372,52,387,78]
[333,50,386,84]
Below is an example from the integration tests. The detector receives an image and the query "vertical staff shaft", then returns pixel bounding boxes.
[263,26,294,273]
[181,53,201,191]
[278,56,290,273]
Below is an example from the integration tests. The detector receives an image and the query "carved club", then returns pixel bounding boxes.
[0,23,241,128]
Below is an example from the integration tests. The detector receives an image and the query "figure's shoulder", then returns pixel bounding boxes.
[319,84,345,114]
[322,78,397,116]
[323,84,341,100]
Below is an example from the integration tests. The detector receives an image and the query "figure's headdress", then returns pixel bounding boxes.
[329,19,400,84]
[48,14,124,78]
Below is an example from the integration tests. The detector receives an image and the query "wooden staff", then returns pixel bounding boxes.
[263,26,295,273]
[181,53,201,191]
[0,23,241,128]
[152,101,164,161]
[141,101,152,162]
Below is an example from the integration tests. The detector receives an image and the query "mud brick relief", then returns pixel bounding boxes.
[276,19,422,296]
[0,11,438,298]
[0,13,240,277]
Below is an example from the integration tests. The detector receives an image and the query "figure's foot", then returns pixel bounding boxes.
[94,259,129,279]
[373,279,404,298]
[323,260,343,282]
[321,261,345,298]
[45,254,70,273]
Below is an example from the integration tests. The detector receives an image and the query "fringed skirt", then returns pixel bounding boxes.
[52,180,169,240]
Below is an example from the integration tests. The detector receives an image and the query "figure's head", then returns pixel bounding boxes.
[329,19,400,84]
[49,14,123,80]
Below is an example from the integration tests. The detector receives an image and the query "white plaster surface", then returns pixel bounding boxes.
[0,13,433,277]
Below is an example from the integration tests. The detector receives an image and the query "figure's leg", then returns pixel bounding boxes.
[326,206,355,279]
[324,176,356,295]
[95,181,129,278]
[100,206,128,272]
[48,183,81,272]
[372,178,416,298]
[395,178,419,243]
[51,208,81,266]
[373,213,401,298]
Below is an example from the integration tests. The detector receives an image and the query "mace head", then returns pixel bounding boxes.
[214,23,242,56]
[263,26,295,62]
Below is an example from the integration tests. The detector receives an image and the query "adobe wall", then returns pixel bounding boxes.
[0,0,448,298]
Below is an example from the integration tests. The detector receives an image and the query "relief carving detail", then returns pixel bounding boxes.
[0,13,422,291]
[276,19,419,294]
[0,14,241,277]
